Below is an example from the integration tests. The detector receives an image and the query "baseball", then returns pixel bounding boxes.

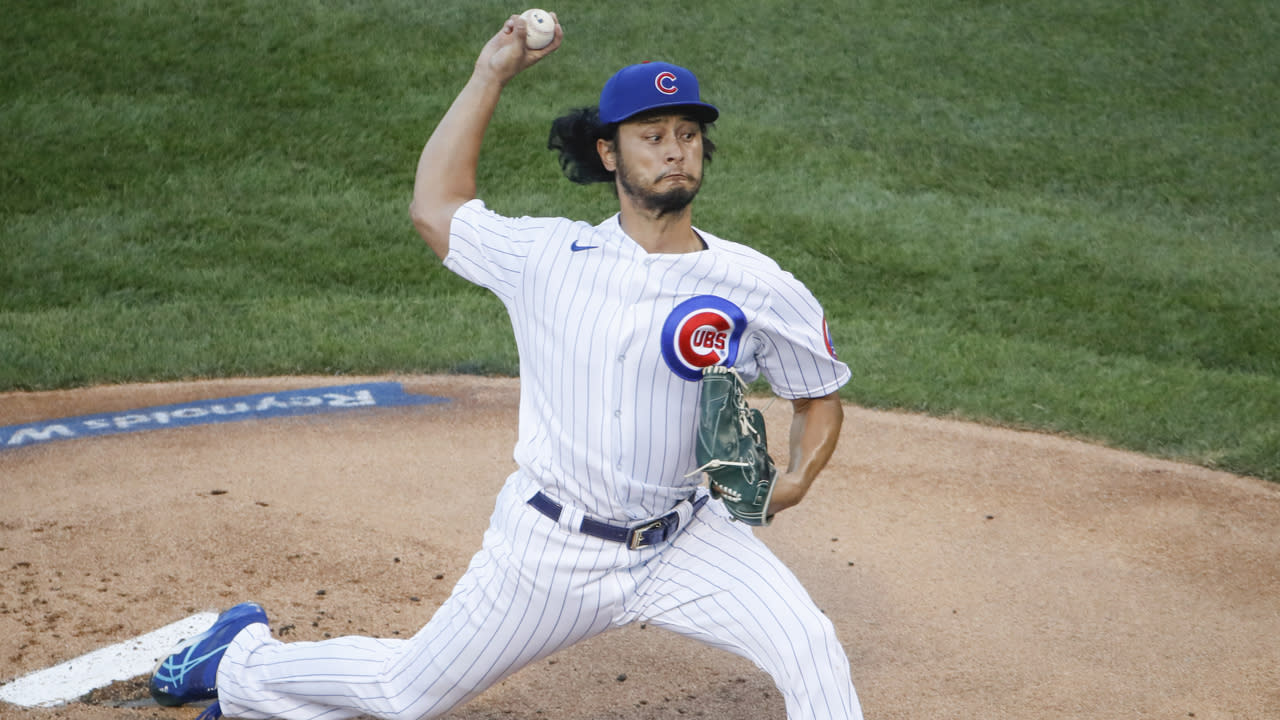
[520,8,555,50]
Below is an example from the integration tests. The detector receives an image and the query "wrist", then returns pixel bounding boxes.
[468,63,511,92]
[767,472,809,515]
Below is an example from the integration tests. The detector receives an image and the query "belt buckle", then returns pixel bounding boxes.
[628,519,664,550]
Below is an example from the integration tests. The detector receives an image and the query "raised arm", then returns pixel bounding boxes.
[409,13,561,259]
[768,392,845,515]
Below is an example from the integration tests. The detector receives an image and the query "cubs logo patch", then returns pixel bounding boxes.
[661,296,746,381]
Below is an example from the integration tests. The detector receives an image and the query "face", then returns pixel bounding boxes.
[599,113,705,216]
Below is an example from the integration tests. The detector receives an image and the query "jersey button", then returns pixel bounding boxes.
[613,410,621,418]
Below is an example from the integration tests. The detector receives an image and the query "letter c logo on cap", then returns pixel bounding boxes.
[655,71,678,95]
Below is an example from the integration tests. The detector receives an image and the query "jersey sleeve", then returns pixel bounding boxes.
[753,275,851,400]
[443,199,543,304]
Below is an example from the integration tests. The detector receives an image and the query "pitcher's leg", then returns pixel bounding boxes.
[217,480,621,720]
[634,508,863,720]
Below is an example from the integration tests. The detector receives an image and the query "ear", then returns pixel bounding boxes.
[596,138,617,172]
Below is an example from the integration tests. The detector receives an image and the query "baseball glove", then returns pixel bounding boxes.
[689,365,777,526]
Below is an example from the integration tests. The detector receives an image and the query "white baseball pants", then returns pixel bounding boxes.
[216,473,863,719]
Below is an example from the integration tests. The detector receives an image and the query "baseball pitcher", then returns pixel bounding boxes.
[149,12,863,720]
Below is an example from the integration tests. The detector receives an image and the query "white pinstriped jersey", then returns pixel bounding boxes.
[445,199,850,523]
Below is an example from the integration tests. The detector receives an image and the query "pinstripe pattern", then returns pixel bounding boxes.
[214,201,861,719]
[218,479,861,720]
[446,200,850,522]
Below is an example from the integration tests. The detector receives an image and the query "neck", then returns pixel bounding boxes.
[616,199,701,254]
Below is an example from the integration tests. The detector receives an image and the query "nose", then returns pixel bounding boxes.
[663,136,685,163]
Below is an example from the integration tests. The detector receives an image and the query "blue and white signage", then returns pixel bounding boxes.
[1,382,448,451]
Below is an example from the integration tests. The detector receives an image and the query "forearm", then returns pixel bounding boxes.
[769,392,844,514]
[408,12,561,259]
[409,69,507,258]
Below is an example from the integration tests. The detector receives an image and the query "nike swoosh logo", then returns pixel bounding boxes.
[570,238,599,252]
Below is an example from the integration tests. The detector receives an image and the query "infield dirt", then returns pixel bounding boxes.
[2,375,1277,719]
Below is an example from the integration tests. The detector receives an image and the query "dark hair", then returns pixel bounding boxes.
[547,106,716,185]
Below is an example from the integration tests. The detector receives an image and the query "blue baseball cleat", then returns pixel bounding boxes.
[149,602,268,707]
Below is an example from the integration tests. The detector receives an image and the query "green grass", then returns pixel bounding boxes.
[2,0,1277,481]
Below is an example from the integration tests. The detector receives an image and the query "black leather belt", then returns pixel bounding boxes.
[528,491,708,550]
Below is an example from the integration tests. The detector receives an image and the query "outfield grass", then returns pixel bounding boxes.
[2,0,1277,481]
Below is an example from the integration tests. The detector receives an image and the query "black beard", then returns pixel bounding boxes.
[616,157,701,217]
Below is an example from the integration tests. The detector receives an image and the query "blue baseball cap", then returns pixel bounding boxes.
[598,62,720,125]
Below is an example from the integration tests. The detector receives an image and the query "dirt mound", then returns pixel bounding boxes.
[2,375,1277,719]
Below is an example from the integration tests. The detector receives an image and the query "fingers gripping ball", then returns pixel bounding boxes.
[520,8,555,50]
